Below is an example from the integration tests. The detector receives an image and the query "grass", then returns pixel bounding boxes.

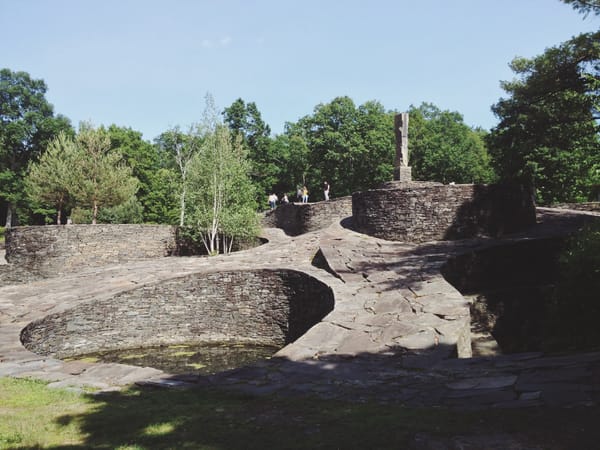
[0,378,92,448]
[1,377,600,449]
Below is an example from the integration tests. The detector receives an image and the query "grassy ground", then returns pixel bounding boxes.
[1,377,599,449]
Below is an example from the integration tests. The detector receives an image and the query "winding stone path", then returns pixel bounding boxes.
[1,207,599,408]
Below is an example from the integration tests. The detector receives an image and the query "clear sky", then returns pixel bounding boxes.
[1,0,597,141]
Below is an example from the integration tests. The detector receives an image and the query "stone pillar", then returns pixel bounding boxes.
[393,113,412,182]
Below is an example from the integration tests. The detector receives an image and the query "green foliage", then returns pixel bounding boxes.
[141,167,180,224]
[290,96,395,198]
[0,226,4,243]
[24,126,143,225]
[545,222,600,351]
[223,98,275,200]
[488,31,600,204]
[186,124,259,254]
[408,103,495,184]
[74,124,139,224]
[0,68,73,226]
[267,133,311,199]
[97,196,144,224]
[24,131,79,224]
[562,0,600,17]
[106,125,164,223]
[155,126,202,226]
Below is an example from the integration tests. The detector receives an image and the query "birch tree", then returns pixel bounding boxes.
[186,124,258,255]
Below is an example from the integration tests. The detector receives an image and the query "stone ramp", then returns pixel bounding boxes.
[298,223,472,359]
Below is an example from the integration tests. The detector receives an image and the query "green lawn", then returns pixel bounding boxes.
[1,376,598,449]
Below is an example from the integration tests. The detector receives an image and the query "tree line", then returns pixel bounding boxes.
[1,0,598,253]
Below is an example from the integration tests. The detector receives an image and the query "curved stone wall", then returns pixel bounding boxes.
[441,237,564,353]
[21,269,335,358]
[262,197,352,235]
[5,224,177,276]
[352,183,536,243]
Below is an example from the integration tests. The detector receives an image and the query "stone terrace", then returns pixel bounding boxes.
[0,207,599,408]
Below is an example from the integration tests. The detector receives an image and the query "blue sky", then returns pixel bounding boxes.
[1,0,597,141]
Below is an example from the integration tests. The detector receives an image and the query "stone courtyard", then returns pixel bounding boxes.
[1,205,599,408]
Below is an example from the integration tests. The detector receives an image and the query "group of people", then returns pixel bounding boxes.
[268,181,331,209]
[268,192,288,209]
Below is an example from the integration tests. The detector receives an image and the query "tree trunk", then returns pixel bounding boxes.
[92,200,98,225]
[179,186,186,226]
[4,205,13,228]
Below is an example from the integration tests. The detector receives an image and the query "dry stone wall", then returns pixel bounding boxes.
[21,269,335,358]
[352,183,536,243]
[551,202,600,212]
[262,197,352,235]
[5,224,177,277]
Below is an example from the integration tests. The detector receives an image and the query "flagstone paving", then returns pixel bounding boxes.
[0,207,599,408]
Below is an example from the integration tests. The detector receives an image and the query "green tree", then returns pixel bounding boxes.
[291,97,395,198]
[155,126,202,226]
[186,124,258,254]
[223,98,275,200]
[268,133,311,200]
[561,0,600,17]
[73,124,139,224]
[106,125,171,223]
[24,132,78,224]
[408,103,495,184]
[488,31,600,204]
[0,68,72,227]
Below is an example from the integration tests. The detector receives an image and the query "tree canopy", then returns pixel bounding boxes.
[223,98,276,201]
[72,124,139,224]
[0,68,72,226]
[561,0,600,17]
[24,132,78,224]
[288,96,395,198]
[488,29,600,204]
[408,103,494,184]
[24,124,140,224]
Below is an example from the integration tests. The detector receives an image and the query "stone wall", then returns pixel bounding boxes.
[262,197,353,235]
[21,269,335,358]
[352,183,536,243]
[551,202,600,212]
[5,224,177,277]
[441,237,564,353]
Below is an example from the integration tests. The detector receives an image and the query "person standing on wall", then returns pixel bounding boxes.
[268,193,278,210]
[323,181,330,201]
[302,186,309,203]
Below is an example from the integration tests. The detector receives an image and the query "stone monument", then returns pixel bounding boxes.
[393,112,412,182]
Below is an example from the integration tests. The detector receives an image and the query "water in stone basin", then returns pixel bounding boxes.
[67,343,280,375]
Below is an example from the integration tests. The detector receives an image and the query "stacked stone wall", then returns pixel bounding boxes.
[352,184,536,243]
[263,197,352,235]
[5,224,177,277]
[21,269,335,358]
[551,202,600,212]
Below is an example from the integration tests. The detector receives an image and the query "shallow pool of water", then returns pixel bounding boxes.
[67,343,280,375]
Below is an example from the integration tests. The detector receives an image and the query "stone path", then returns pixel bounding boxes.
[1,208,599,408]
